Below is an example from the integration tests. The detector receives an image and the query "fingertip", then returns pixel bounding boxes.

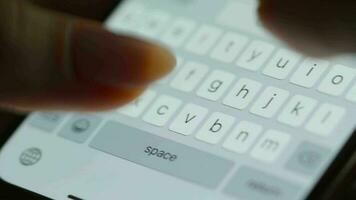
[70,21,176,88]
[144,43,176,83]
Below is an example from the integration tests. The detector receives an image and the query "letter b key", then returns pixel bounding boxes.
[196,112,235,144]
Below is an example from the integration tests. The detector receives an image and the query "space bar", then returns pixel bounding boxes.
[89,121,234,189]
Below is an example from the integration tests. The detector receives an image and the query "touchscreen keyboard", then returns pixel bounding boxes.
[109,3,351,145]
[24,2,356,199]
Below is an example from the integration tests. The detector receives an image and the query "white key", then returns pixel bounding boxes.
[290,58,329,88]
[137,11,170,38]
[251,130,291,162]
[263,49,302,80]
[223,121,263,154]
[107,3,144,32]
[185,25,222,55]
[278,95,318,127]
[196,112,235,144]
[346,83,356,103]
[306,104,346,136]
[237,40,275,71]
[210,32,248,63]
[143,95,182,127]
[161,18,196,47]
[175,56,185,68]
[250,87,290,118]
[169,104,208,136]
[170,62,209,92]
[318,65,355,96]
[157,56,184,84]
[196,70,235,101]
[223,78,262,110]
[119,90,157,117]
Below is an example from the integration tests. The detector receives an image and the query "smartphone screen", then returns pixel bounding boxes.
[1,0,355,199]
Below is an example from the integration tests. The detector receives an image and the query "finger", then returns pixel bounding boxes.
[258,0,356,56]
[29,0,119,20]
[0,0,175,111]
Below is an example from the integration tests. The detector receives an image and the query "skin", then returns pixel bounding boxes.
[258,0,356,56]
[0,0,175,112]
[0,0,176,133]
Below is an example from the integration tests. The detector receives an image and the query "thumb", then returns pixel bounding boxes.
[0,0,175,111]
[258,0,356,56]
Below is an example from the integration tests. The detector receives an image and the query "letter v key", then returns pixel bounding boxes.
[169,104,208,136]
[185,113,197,124]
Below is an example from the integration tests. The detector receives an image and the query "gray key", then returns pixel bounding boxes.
[286,142,331,176]
[90,121,234,189]
[224,167,302,200]
[58,115,102,144]
[28,112,65,132]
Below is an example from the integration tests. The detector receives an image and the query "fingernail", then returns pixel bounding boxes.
[70,21,176,87]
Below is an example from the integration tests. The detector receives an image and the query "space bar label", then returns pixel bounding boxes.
[89,121,234,189]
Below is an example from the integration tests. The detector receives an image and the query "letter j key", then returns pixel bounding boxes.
[250,87,290,118]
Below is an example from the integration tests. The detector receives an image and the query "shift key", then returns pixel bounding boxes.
[90,121,234,189]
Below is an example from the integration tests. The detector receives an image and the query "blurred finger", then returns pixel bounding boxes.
[0,0,175,111]
[258,0,356,56]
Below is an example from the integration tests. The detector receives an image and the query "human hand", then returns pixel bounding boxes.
[258,0,356,56]
[0,0,175,112]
